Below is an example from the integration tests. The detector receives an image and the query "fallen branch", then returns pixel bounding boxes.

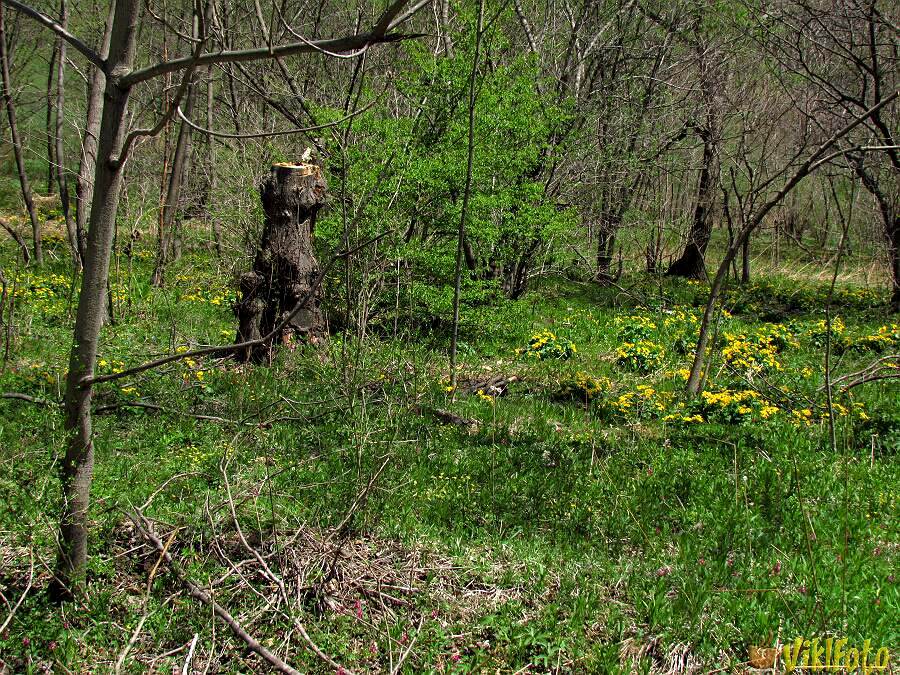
[128,511,307,675]
[0,548,34,634]
[828,354,900,392]
[114,529,178,674]
[94,400,240,424]
[182,633,199,675]
[459,375,518,397]
[219,460,355,674]
[390,615,424,675]
[425,407,479,430]
[1,392,56,405]
[330,456,392,541]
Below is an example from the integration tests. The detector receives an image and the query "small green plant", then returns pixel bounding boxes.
[616,340,665,372]
[518,330,576,360]
[806,316,845,349]
[615,314,657,342]
[838,323,899,354]
[557,371,607,400]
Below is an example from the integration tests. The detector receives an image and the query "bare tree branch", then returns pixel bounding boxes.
[2,391,55,405]
[128,512,310,675]
[0,548,33,634]
[1,0,105,71]
[121,0,426,87]
[113,10,210,168]
[175,99,375,139]
[0,217,29,262]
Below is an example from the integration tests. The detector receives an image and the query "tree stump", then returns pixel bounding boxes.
[235,163,327,362]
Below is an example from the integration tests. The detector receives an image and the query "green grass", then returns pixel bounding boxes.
[0,233,898,673]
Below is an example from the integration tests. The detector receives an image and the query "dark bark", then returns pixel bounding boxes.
[888,216,900,312]
[854,160,899,311]
[667,122,716,279]
[596,213,620,283]
[235,164,327,362]
[46,43,56,195]
[741,232,750,284]
[507,237,541,299]
[0,3,42,264]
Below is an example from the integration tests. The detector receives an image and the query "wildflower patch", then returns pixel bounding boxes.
[616,340,665,373]
[517,331,576,360]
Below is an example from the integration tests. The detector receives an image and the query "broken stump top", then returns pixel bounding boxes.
[260,162,327,215]
[271,162,320,176]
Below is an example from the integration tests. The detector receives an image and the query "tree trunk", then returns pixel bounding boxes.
[596,213,619,283]
[888,215,900,312]
[667,124,716,279]
[56,0,140,597]
[0,3,42,265]
[75,1,114,261]
[152,77,194,286]
[206,67,222,256]
[152,7,202,285]
[440,0,453,57]
[853,160,899,312]
[741,232,750,284]
[46,44,56,195]
[54,0,82,270]
[235,163,327,362]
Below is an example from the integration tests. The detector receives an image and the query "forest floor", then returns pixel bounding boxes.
[0,230,898,673]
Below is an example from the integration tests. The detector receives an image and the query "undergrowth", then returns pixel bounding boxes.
[0,234,898,673]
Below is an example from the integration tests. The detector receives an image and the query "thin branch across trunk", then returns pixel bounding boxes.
[449,0,484,391]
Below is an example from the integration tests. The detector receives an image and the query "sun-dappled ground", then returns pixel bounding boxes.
[1,231,898,673]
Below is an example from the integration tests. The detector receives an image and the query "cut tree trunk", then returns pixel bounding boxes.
[235,163,327,362]
[667,125,716,279]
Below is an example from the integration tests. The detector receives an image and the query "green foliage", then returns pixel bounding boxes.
[616,339,666,372]
[314,30,575,335]
[517,329,576,360]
